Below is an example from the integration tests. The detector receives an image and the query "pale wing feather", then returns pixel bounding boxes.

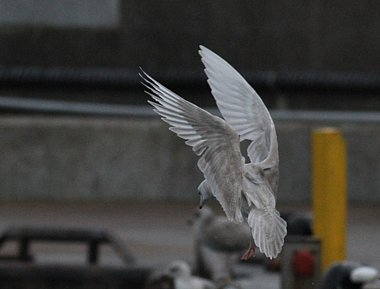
[141,71,244,223]
[199,45,277,166]
[243,172,286,258]
[248,206,287,259]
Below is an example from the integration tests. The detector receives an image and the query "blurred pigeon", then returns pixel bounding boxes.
[281,211,313,236]
[145,273,175,289]
[141,45,287,259]
[165,260,216,289]
[190,206,250,253]
[189,207,249,284]
[320,261,379,289]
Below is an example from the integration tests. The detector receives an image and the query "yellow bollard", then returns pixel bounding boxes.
[312,127,347,272]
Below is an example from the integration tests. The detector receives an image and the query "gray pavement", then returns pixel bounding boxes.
[0,201,379,288]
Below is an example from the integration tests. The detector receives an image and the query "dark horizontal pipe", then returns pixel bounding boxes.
[0,66,379,94]
[0,95,154,117]
[0,66,140,88]
[4,95,380,122]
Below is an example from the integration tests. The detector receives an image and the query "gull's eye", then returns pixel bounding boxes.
[169,266,179,274]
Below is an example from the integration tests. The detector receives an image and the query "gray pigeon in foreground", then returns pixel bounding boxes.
[190,207,249,284]
[191,206,251,253]
[320,261,379,289]
[141,45,287,259]
[165,260,216,289]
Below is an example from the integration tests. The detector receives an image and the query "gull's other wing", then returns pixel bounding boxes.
[199,45,278,170]
[141,71,244,223]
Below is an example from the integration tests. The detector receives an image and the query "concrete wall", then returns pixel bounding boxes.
[0,116,202,201]
[1,113,380,204]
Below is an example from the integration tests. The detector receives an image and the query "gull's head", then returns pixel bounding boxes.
[197,181,215,208]
[350,266,378,283]
[187,206,214,226]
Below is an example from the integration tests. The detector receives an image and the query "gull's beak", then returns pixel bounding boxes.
[198,190,215,209]
[199,193,206,209]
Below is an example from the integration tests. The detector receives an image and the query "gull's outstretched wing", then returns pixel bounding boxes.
[199,45,278,169]
[141,71,244,223]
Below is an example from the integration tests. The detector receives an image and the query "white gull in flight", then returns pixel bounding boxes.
[140,45,287,259]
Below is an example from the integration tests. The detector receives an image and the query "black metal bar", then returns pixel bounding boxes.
[0,226,136,265]
[2,227,109,242]
[19,238,30,261]
[88,241,99,265]
[0,96,153,117]
[0,66,379,94]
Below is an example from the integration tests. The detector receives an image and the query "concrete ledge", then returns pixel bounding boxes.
[0,113,380,203]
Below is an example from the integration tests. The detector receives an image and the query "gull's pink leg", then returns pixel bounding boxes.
[240,242,256,260]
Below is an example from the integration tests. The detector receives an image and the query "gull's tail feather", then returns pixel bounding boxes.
[248,208,287,259]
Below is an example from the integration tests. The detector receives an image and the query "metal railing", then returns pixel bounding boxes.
[0,66,380,115]
[0,226,136,265]
[0,66,379,93]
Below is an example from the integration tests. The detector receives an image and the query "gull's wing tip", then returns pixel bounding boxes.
[198,45,213,57]
[138,66,147,77]
[138,70,159,90]
[139,68,158,85]
[198,45,220,57]
[138,68,150,80]
[139,73,151,89]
